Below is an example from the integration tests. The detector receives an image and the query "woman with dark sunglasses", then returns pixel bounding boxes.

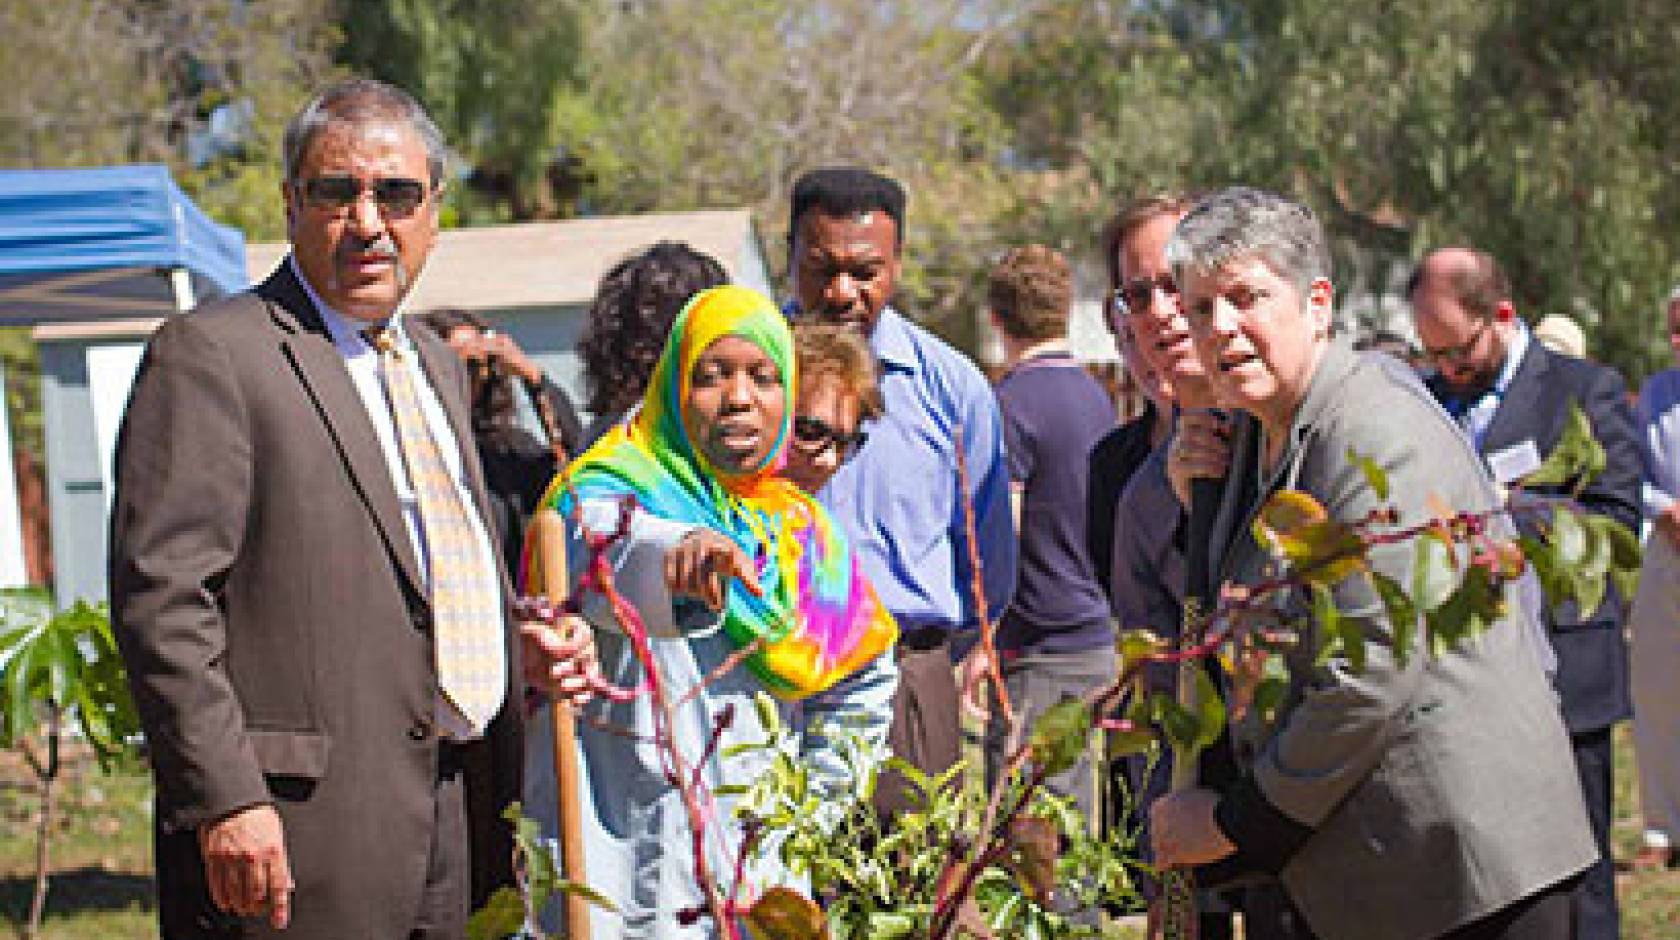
[783,321,882,494]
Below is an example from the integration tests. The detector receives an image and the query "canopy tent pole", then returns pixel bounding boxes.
[169,267,196,312]
[0,361,27,588]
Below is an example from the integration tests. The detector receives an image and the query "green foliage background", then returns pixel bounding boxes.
[3,0,1678,444]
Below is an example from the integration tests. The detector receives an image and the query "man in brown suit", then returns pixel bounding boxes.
[110,79,595,938]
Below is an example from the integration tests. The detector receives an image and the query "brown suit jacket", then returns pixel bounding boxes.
[109,262,522,938]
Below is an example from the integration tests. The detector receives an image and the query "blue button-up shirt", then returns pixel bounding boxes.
[808,306,1017,638]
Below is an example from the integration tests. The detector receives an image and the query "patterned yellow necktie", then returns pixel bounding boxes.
[366,326,505,735]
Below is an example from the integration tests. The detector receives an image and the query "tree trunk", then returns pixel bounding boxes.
[22,707,62,940]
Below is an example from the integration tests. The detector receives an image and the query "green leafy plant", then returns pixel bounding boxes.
[728,695,1144,940]
[466,801,619,940]
[481,410,1640,940]
[0,588,139,940]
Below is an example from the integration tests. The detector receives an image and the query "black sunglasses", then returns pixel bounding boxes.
[791,415,867,455]
[1420,316,1491,365]
[1111,273,1179,316]
[299,175,431,218]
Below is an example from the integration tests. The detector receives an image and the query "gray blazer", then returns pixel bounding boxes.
[109,263,522,939]
[1204,342,1595,940]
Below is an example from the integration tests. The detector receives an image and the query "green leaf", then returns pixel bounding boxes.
[553,878,620,914]
[1411,529,1460,613]
[1370,570,1418,668]
[1592,515,1643,571]
[1348,446,1390,501]
[3,631,45,744]
[1550,505,1588,569]
[744,886,829,940]
[1523,403,1602,488]
[1310,582,1343,668]
[1192,666,1225,751]
[754,690,783,738]
[1314,582,1366,674]
[1115,629,1166,668]
[465,886,527,940]
[1153,695,1202,755]
[1029,698,1091,778]
[1426,565,1498,654]
[1105,723,1156,759]
[1252,676,1290,725]
[1519,534,1565,602]
[1252,491,1367,583]
[1253,490,1328,555]
[864,912,918,939]
[1572,567,1607,621]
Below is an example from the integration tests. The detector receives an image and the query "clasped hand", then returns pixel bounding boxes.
[1149,787,1236,867]
[1166,409,1232,508]
[520,613,599,708]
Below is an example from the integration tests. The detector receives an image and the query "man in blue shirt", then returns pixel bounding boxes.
[786,167,1016,815]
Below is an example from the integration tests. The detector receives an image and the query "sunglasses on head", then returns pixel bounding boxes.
[791,415,867,455]
[298,175,430,218]
[1110,273,1179,316]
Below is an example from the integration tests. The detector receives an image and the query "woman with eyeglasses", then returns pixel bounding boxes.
[783,321,881,494]
[1152,188,1593,940]
[524,286,897,938]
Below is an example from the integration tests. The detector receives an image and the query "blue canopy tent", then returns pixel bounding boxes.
[0,165,247,604]
[0,164,246,325]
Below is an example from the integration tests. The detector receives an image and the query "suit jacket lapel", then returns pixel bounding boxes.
[1477,340,1550,456]
[259,263,426,596]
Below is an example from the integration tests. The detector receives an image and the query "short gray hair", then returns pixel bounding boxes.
[282,79,447,187]
[1165,187,1330,295]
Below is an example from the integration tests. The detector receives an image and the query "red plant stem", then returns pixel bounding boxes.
[930,742,1055,939]
[590,546,741,940]
[555,490,742,940]
[927,493,1572,938]
[676,636,767,710]
[952,423,1013,725]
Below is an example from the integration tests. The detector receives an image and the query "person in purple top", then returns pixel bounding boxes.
[982,244,1118,821]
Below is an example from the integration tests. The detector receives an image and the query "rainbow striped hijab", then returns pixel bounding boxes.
[538,285,896,699]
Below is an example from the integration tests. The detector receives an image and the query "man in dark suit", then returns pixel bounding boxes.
[110,79,595,939]
[1409,246,1643,940]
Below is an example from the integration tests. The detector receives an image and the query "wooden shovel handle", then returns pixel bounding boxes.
[530,508,590,939]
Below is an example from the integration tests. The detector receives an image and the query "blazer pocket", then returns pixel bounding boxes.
[246,728,331,780]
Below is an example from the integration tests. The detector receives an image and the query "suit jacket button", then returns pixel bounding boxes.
[408,720,432,741]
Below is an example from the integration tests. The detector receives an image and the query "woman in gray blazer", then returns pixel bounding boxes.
[1147,187,1595,940]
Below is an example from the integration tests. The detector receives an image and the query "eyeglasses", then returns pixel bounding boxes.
[1111,274,1179,317]
[791,415,867,456]
[297,175,431,218]
[1421,317,1491,365]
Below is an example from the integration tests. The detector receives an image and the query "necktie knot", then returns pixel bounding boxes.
[363,325,398,356]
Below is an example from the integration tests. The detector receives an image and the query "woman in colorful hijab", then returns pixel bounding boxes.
[524,285,898,939]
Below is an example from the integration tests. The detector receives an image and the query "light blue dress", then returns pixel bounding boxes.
[526,498,897,938]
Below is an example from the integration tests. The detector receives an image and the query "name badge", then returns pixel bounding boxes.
[1487,439,1542,484]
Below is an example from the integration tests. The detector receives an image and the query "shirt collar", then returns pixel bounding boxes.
[289,255,410,353]
[1490,319,1530,398]
[782,299,919,373]
[869,306,917,372]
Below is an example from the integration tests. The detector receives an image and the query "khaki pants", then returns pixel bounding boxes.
[1632,532,1680,840]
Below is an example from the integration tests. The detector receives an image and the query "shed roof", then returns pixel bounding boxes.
[245,208,768,310]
